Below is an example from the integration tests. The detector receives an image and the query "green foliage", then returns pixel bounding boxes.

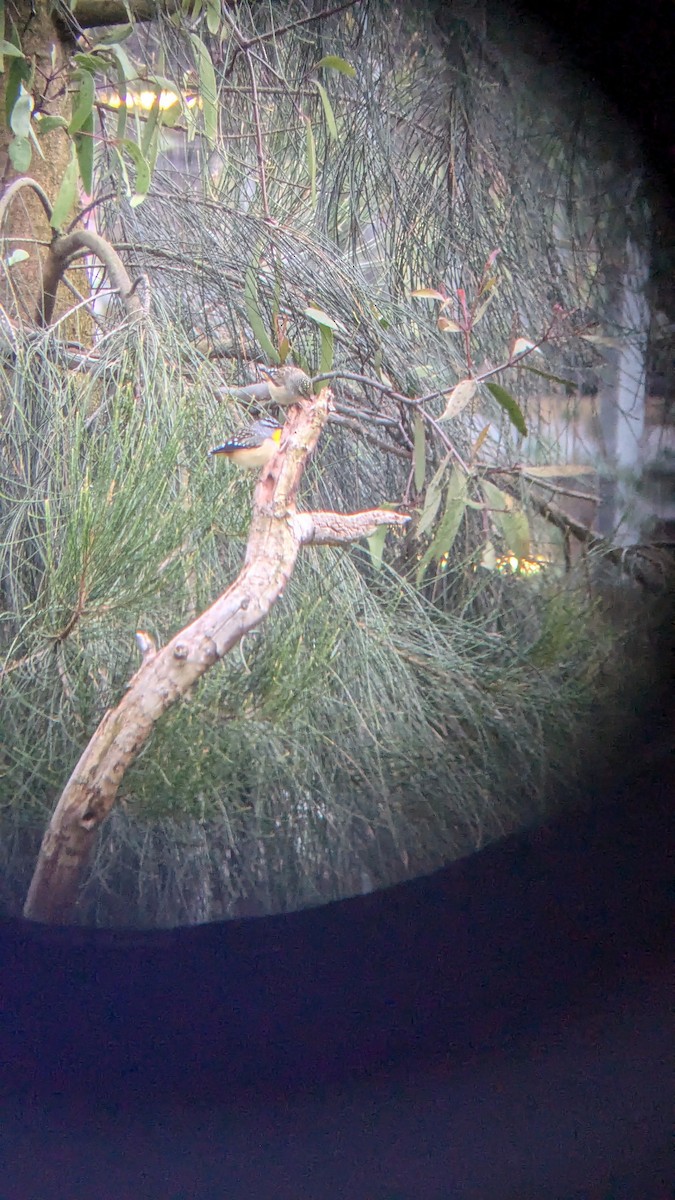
[0,0,662,926]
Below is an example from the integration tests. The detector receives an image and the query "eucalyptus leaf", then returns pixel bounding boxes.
[481,481,530,560]
[417,458,449,537]
[314,55,356,77]
[314,80,338,139]
[416,468,468,583]
[305,117,316,206]
[190,33,217,145]
[206,0,220,35]
[9,85,32,137]
[68,69,95,136]
[366,523,388,571]
[0,39,24,58]
[440,378,477,421]
[35,114,68,134]
[244,265,279,364]
[75,110,94,195]
[484,381,527,437]
[8,134,30,170]
[50,150,79,229]
[413,412,426,492]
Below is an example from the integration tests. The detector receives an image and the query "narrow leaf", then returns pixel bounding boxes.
[305,305,339,330]
[440,378,477,421]
[206,0,220,35]
[411,287,446,301]
[413,412,426,492]
[119,137,151,202]
[472,287,496,324]
[416,469,468,583]
[72,53,109,73]
[5,56,30,124]
[0,39,23,58]
[93,24,133,45]
[484,381,527,436]
[519,463,596,478]
[314,80,338,139]
[318,324,334,374]
[106,44,134,82]
[482,481,531,561]
[470,422,492,458]
[9,85,32,137]
[68,69,94,135]
[366,524,388,571]
[417,458,448,537]
[415,453,446,540]
[244,264,279,364]
[520,364,577,391]
[437,316,463,332]
[35,114,68,134]
[305,117,316,206]
[190,33,217,145]
[314,55,356,77]
[74,110,94,194]
[50,149,79,229]
[8,135,30,170]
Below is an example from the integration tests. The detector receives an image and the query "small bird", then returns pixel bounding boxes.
[260,364,312,406]
[209,415,283,469]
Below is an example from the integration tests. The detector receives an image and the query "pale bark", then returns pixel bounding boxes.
[22,391,410,923]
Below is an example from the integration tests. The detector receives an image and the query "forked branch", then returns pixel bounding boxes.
[22,391,409,923]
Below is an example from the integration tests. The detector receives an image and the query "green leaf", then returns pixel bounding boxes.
[366,523,388,572]
[314,80,338,139]
[106,44,135,141]
[413,412,426,492]
[68,69,95,136]
[314,55,356,77]
[416,468,468,583]
[50,149,79,229]
[484,381,527,437]
[9,85,32,137]
[5,248,29,266]
[8,135,30,171]
[481,481,530,560]
[190,33,217,145]
[318,324,334,374]
[244,264,280,364]
[119,138,151,205]
[205,0,220,35]
[304,305,339,330]
[106,44,134,82]
[72,53,109,73]
[35,114,68,134]
[417,457,448,537]
[305,117,316,206]
[5,55,31,124]
[74,109,94,195]
[93,24,133,45]
[520,364,578,393]
[0,39,24,58]
[141,87,161,157]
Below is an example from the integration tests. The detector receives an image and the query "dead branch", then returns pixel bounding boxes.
[22,389,407,923]
[39,229,147,327]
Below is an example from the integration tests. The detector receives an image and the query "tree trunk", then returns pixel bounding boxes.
[0,3,89,339]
